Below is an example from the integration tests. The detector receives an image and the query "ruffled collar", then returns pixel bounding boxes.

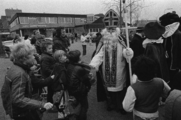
[163,22,180,38]
[142,37,163,48]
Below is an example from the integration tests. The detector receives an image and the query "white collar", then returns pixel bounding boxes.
[136,33,142,37]
[142,37,163,48]
[163,22,180,38]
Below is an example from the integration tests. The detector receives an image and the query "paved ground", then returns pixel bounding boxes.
[0,41,133,120]
[0,57,12,120]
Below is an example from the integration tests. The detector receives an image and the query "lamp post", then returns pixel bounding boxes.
[120,0,123,27]
[130,0,132,26]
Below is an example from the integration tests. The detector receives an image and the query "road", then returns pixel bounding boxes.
[0,41,133,120]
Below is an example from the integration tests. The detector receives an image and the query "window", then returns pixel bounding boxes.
[58,17,65,23]
[10,21,16,28]
[19,17,29,24]
[49,17,57,24]
[45,17,49,23]
[80,18,86,23]
[65,29,68,33]
[16,18,19,24]
[28,17,37,24]
[37,17,46,24]
[10,18,19,28]
[65,17,72,23]
[69,28,72,33]
[87,16,93,22]
[96,29,99,32]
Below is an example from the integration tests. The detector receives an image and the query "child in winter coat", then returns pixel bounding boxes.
[40,40,55,102]
[66,50,95,120]
[123,55,170,120]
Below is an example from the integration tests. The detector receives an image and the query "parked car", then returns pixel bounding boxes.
[2,40,13,57]
[0,32,13,57]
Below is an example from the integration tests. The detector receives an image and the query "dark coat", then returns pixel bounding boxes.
[1,61,46,119]
[30,73,54,100]
[170,71,181,90]
[40,52,55,78]
[144,43,170,82]
[164,30,181,70]
[53,36,67,52]
[51,62,68,92]
[130,33,145,59]
[60,35,70,48]
[40,52,55,102]
[67,63,91,99]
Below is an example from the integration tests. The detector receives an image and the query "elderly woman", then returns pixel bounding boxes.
[1,42,54,120]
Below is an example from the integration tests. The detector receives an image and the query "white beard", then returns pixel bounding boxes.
[101,27,120,40]
[101,28,120,52]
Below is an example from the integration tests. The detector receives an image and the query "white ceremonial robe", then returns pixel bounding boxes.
[90,35,127,92]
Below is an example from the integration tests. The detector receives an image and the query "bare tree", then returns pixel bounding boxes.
[128,0,145,26]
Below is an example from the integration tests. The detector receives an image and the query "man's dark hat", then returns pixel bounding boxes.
[159,12,180,26]
[144,22,165,39]
[136,27,144,32]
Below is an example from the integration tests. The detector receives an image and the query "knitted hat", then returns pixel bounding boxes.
[159,12,181,26]
[144,22,165,39]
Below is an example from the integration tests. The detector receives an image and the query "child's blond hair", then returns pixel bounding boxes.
[53,50,65,62]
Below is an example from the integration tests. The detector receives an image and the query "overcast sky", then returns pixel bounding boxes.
[0,0,181,20]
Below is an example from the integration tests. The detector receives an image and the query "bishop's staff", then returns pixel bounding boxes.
[122,0,134,85]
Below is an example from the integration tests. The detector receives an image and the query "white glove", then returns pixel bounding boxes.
[43,102,53,110]
[123,48,134,62]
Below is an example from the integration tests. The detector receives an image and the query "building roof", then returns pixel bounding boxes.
[95,13,104,17]
[1,16,11,21]
[9,12,87,24]
[92,17,104,24]
[75,17,105,28]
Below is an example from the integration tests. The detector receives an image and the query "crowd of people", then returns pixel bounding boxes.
[127,12,181,120]
[1,28,96,120]
[1,9,181,120]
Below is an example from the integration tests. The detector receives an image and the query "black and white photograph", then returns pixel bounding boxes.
[0,0,181,120]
